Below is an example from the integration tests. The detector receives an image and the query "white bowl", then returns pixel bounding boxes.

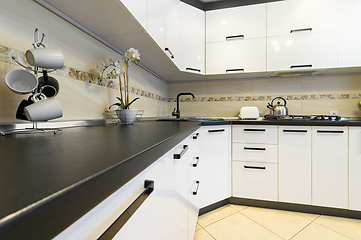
[5,69,38,94]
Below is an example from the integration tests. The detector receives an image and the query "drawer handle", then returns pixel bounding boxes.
[290,28,312,33]
[317,130,344,134]
[243,129,265,132]
[186,67,201,73]
[244,147,266,151]
[226,69,244,73]
[208,129,225,133]
[290,65,312,69]
[192,181,200,195]
[98,180,154,240]
[244,165,266,170]
[165,48,174,59]
[174,145,189,159]
[192,157,200,167]
[283,130,308,133]
[193,133,199,139]
[226,35,244,40]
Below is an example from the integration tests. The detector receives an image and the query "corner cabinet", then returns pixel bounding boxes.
[198,125,231,208]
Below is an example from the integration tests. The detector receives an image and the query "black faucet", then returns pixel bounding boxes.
[172,92,196,119]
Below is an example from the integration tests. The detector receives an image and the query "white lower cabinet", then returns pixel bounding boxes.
[348,127,361,211]
[279,126,311,205]
[311,126,349,209]
[199,125,231,208]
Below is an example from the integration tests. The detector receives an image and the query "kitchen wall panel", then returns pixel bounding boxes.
[0,0,167,123]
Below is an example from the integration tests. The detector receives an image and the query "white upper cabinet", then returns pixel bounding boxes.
[120,0,147,29]
[179,2,205,74]
[339,0,361,30]
[206,3,266,43]
[165,1,182,67]
[267,32,338,71]
[147,0,167,50]
[267,0,338,37]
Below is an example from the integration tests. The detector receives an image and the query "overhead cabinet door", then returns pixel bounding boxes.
[267,0,338,37]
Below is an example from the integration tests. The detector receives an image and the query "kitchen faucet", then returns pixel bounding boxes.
[172,92,196,119]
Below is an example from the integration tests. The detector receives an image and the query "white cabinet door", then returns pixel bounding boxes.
[279,126,311,205]
[232,143,278,164]
[339,0,361,30]
[206,3,266,43]
[312,127,348,209]
[267,0,338,37]
[267,32,338,72]
[233,125,278,144]
[165,1,182,67]
[206,38,266,74]
[199,125,231,208]
[349,127,361,211]
[179,2,205,74]
[338,29,361,67]
[233,161,278,201]
[147,0,167,50]
[120,0,147,29]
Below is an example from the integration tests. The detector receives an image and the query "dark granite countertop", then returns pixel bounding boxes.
[0,121,201,240]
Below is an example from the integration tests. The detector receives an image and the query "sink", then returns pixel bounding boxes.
[156,117,239,122]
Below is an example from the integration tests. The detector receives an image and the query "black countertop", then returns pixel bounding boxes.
[0,121,201,240]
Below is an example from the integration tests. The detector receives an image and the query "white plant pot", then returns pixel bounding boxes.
[115,109,141,124]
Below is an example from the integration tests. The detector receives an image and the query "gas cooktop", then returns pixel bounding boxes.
[264,115,342,121]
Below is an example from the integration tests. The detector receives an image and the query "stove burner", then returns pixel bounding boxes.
[264,115,341,121]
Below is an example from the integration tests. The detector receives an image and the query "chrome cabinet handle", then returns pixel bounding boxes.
[317,130,344,134]
[192,157,200,167]
[290,65,312,69]
[283,130,308,133]
[226,69,244,73]
[244,147,266,151]
[173,145,189,159]
[290,28,312,33]
[97,180,154,240]
[165,48,174,59]
[186,68,201,73]
[192,181,200,195]
[226,35,244,40]
[244,129,265,132]
[208,129,225,133]
[244,165,266,170]
[193,133,199,139]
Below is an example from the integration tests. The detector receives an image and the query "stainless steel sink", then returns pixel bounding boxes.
[156,116,239,122]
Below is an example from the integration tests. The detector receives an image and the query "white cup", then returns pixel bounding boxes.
[24,98,63,122]
[26,48,64,69]
[5,69,38,94]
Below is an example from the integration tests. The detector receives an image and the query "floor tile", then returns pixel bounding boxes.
[314,215,361,240]
[196,223,202,231]
[194,229,215,240]
[197,205,237,227]
[229,204,248,212]
[241,207,314,239]
[204,212,283,240]
[291,222,351,240]
[295,212,320,221]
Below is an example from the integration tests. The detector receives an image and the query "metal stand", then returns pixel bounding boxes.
[1,122,61,136]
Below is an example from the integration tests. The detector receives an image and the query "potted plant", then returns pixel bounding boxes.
[95,48,143,124]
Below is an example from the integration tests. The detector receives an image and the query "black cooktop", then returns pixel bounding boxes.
[264,115,342,121]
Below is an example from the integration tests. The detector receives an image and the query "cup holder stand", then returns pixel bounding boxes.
[1,122,62,136]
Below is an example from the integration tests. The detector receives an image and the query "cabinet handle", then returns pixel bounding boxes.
[244,165,266,170]
[317,130,344,134]
[193,133,199,139]
[174,145,188,159]
[97,180,154,240]
[165,48,174,59]
[186,67,201,73]
[244,147,266,151]
[192,157,200,167]
[283,130,308,133]
[290,65,312,69]
[226,69,244,73]
[192,181,200,195]
[208,129,225,133]
[243,129,265,132]
[226,35,244,40]
[290,28,312,33]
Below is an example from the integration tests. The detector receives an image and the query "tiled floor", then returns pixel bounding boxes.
[194,204,361,240]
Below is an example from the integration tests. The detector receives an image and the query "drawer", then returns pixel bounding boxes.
[232,161,278,201]
[232,143,278,163]
[233,125,278,144]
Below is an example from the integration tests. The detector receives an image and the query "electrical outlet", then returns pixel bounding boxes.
[330,111,338,116]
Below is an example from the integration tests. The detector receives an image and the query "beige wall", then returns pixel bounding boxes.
[167,74,361,118]
[0,0,168,124]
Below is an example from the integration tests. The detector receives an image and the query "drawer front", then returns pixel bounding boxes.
[233,161,278,201]
[232,143,277,163]
[233,125,278,144]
